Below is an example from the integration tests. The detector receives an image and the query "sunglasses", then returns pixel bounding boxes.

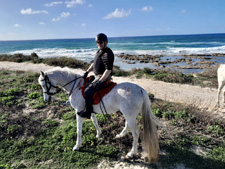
[96,41,103,44]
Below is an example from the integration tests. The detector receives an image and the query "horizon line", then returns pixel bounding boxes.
[0,32,225,42]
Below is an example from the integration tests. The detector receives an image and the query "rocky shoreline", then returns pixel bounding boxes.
[116,53,225,70]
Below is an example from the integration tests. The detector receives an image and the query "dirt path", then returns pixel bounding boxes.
[0,61,218,109]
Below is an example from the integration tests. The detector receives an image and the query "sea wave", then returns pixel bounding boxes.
[113,45,225,56]
[10,48,97,60]
[167,45,225,55]
[9,45,225,61]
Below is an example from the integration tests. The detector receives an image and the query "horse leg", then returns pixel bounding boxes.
[73,114,84,151]
[217,82,225,108]
[91,114,102,138]
[126,118,139,158]
[115,121,128,138]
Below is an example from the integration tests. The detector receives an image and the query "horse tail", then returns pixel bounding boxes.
[141,89,159,163]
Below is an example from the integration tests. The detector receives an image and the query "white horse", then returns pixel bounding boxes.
[216,64,225,108]
[38,67,159,162]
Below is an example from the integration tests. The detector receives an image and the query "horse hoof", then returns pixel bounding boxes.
[115,134,122,138]
[96,132,102,138]
[72,146,80,151]
[126,152,134,158]
[115,134,120,138]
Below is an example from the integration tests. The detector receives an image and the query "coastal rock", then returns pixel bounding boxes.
[211,53,225,57]
[116,53,219,71]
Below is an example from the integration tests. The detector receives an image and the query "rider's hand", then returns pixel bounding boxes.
[93,80,102,89]
[83,71,89,79]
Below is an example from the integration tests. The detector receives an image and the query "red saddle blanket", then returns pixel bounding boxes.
[80,78,117,105]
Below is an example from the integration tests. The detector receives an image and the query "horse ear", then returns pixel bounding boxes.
[40,71,45,77]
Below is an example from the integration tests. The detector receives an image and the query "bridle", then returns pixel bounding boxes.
[41,75,59,95]
[41,74,83,96]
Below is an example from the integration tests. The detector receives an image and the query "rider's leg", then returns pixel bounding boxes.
[77,84,96,118]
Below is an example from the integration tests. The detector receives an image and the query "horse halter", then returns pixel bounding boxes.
[41,75,58,95]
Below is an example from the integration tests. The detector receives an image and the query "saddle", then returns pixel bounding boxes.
[80,76,117,105]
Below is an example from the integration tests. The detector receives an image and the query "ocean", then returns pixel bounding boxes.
[1,33,225,73]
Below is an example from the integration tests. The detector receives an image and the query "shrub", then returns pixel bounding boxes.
[207,125,224,136]
[28,92,42,99]
[42,119,59,128]
[7,124,22,135]
[62,111,76,120]
[0,88,21,97]
[162,111,175,120]
[43,57,89,70]
[31,52,38,58]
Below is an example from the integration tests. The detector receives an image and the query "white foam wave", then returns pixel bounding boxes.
[10,48,97,61]
[9,45,225,62]
[168,45,225,55]
[113,45,225,56]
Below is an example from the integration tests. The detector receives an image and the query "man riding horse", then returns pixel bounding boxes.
[77,33,115,119]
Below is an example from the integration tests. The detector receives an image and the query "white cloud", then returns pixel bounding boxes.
[39,22,46,25]
[52,12,70,22]
[81,23,86,27]
[141,6,153,12]
[181,9,187,13]
[45,1,63,7]
[20,8,48,15]
[104,8,131,19]
[14,24,20,27]
[65,0,85,8]
[88,4,92,8]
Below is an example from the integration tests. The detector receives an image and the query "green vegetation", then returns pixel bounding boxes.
[0,70,120,168]
[128,67,218,88]
[150,100,225,169]
[0,53,41,63]
[0,60,224,168]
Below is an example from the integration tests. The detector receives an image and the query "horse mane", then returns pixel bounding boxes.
[45,67,76,76]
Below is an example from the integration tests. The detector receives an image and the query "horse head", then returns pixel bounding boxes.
[38,71,58,102]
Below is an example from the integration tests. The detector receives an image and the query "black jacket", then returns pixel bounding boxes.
[93,47,114,75]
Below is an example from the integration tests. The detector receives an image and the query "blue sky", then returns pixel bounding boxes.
[0,0,225,40]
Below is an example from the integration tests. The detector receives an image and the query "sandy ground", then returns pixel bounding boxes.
[0,61,224,168]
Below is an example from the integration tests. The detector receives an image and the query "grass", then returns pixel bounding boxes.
[150,100,225,169]
[0,63,224,168]
[0,70,120,168]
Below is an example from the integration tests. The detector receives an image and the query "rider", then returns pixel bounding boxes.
[77,33,115,119]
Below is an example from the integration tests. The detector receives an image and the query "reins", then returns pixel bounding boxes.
[62,76,83,96]
[62,76,82,88]
[68,78,83,97]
